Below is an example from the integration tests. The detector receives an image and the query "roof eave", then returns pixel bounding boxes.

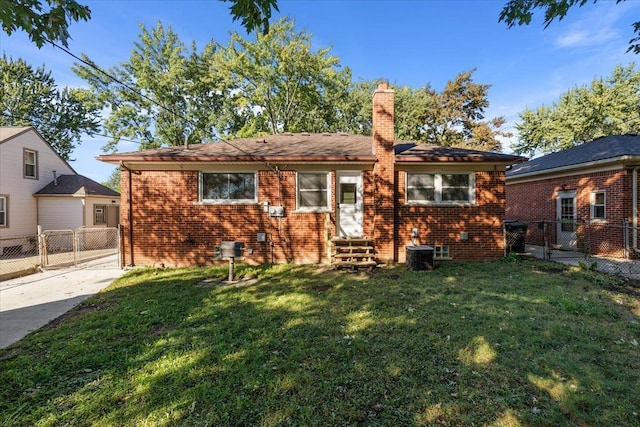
[507,155,640,182]
[98,155,378,164]
[396,155,526,164]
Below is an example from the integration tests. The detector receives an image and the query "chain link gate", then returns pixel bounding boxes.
[505,220,640,279]
[40,227,119,269]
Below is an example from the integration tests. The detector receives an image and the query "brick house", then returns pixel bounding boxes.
[506,134,640,258]
[98,83,525,268]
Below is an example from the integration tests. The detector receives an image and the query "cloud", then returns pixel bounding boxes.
[550,2,637,48]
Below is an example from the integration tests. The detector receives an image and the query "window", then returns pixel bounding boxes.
[24,149,38,179]
[200,172,256,203]
[434,245,450,259]
[406,173,474,204]
[94,205,106,225]
[590,191,606,220]
[297,172,331,210]
[0,196,7,227]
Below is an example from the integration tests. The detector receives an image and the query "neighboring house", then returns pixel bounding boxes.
[0,126,120,254]
[98,82,525,268]
[35,175,120,230]
[506,134,640,258]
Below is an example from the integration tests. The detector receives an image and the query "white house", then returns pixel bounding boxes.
[0,127,119,253]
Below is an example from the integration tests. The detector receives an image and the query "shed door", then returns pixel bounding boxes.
[107,206,120,227]
[556,191,577,249]
[337,172,363,238]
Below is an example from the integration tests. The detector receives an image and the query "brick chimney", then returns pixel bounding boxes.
[372,80,396,263]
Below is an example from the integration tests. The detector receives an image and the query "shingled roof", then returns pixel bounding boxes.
[35,175,120,197]
[0,126,32,142]
[97,133,525,165]
[507,134,640,178]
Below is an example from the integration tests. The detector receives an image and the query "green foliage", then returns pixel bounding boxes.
[499,0,640,54]
[418,69,511,151]
[0,0,91,48]
[209,17,352,137]
[101,168,121,193]
[0,55,100,160]
[512,63,640,155]
[221,0,279,34]
[1,260,638,426]
[73,22,223,150]
[1,0,279,50]
[342,71,510,151]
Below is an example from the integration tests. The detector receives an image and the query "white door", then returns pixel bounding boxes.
[338,172,363,238]
[556,191,577,249]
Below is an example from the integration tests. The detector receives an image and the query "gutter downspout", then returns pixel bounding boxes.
[634,167,639,252]
[120,162,135,266]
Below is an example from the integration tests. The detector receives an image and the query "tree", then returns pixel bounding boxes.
[0,55,100,160]
[102,168,121,193]
[343,72,509,151]
[208,17,352,137]
[0,0,91,47]
[73,22,223,150]
[409,70,510,151]
[512,63,640,155]
[499,0,640,54]
[1,0,278,49]
[221,0,279,34]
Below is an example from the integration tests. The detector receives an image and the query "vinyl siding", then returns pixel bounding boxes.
[0,129,75,237]
[38,197,84,231]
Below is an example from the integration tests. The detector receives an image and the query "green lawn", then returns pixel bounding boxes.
[1,258,639,426]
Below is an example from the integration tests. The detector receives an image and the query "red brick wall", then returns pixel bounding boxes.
[396,171,507,261]
[120,169,337,268]
[505,169,632,257]
[120,166,510,267]
[372,83,396,263]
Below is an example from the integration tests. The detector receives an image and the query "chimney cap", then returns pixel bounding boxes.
[376,78,389,90]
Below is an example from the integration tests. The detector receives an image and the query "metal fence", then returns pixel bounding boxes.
[0,235,40,280]
[1,227,119,280]
[505,220,640,279]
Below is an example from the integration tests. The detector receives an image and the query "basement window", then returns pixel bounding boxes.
[406,172,475,204]
[434,245,450,259]
[296,172,331,211]
[200,172,257,203]
[590,191,606,220]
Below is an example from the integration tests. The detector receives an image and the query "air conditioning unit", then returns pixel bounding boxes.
[269,205,285,217]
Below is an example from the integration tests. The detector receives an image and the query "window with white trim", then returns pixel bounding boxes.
[434,245,450,259]
[590,191,606,220]
[0,196,7,227]
[200,172,257,203]
[297,172,331,210]
[94,205,106,225]
[24,149,38,179]
[406,172,475,204]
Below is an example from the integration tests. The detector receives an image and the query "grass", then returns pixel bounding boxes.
[1,257,639,426]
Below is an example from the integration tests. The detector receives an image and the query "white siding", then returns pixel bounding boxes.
[85,196,120,228]
[0,129,74,238]
[38,197,84,231]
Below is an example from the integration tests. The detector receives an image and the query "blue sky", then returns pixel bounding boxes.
[1,0,638,183]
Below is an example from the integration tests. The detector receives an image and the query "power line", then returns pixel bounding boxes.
[1,111,144,146]
[47,40,276,168]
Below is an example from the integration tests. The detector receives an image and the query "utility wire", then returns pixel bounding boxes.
[47,40,278,170]
[1,112,144,146]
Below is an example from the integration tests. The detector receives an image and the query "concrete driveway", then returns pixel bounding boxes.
[0,255,125,349]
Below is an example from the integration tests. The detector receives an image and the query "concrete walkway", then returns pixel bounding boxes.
[0,255,125,349]
[525,245,640,280]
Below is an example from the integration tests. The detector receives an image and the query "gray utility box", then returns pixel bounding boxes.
[406,245,435,271]
[219,241,244,259]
